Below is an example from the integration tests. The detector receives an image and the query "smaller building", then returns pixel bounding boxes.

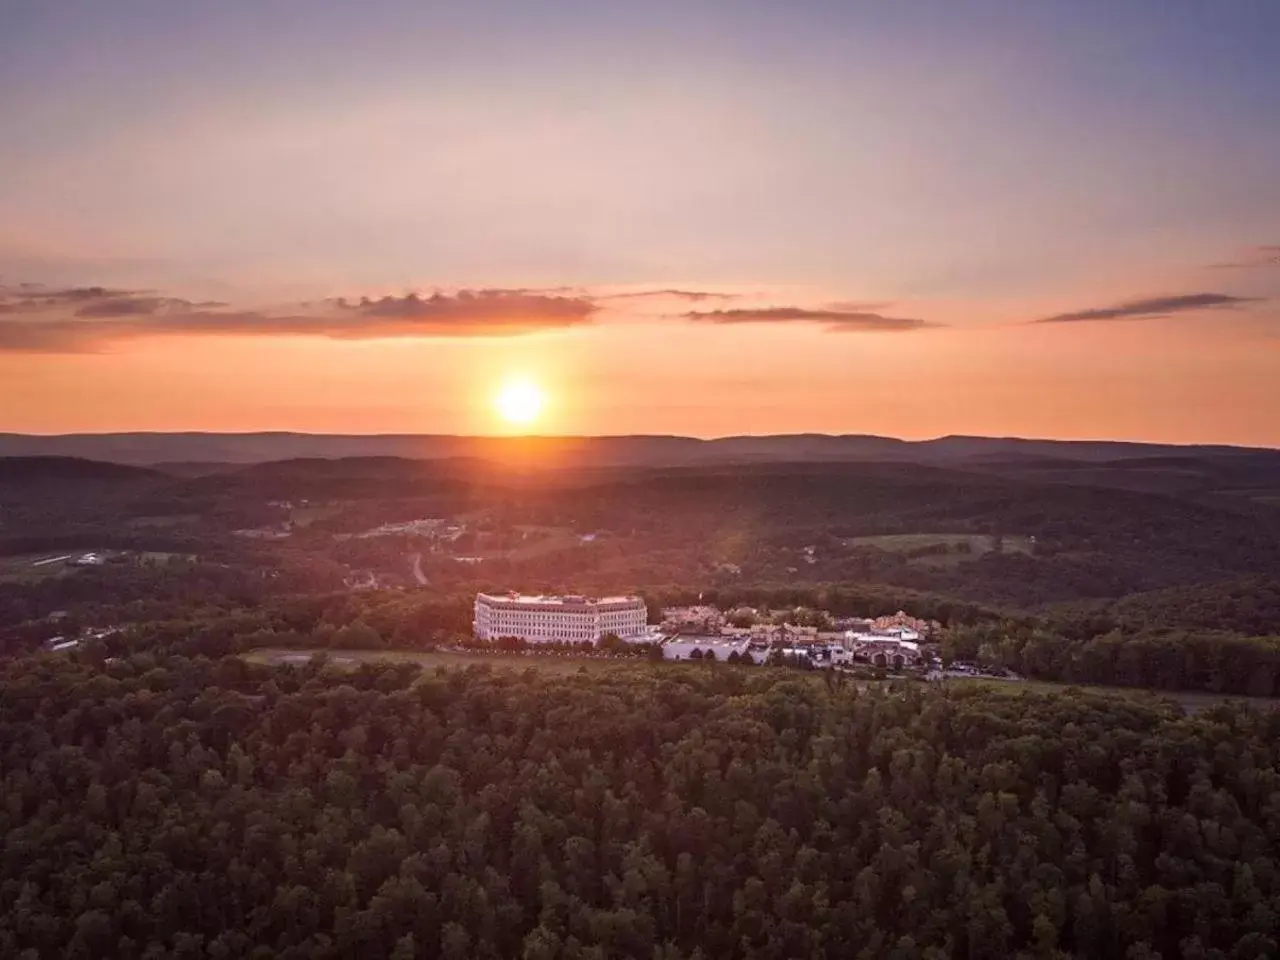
[834,617,874,632]
[747,623,819,644]
[845,634,922,669]
[871,610,938,636]
[662,636,754,662]
[873,625,921,643]
[662,605,725,633]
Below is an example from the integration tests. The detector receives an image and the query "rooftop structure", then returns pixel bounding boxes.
[474,592,648,644]
[720,623,821,644]
[661,635,753,662]
[846,635,923,668]
[662,605,725,633]
[871,610,938,635]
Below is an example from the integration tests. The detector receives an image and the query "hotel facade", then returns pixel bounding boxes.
[474,592,649,643]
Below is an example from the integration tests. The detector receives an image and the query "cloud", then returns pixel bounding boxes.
[75,296,224,318]
[0,285,224,319]
[600,289,737,303]
[0,285,128,314]
[0,284,599,352]
[823,300,893,313]
[1207,245,1280,270]
[1034,293,1259,324]
[331,289,595,327]
[684,305,935,332]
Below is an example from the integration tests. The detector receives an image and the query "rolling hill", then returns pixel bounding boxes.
[0,431,1275,468]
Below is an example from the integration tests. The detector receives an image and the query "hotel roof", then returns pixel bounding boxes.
[477,592,642,607]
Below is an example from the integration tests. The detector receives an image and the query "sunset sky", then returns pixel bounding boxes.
[2,0,1278,444]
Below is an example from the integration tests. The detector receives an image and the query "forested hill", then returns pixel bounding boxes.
[0,431,1273,468]
[0,456,161,485]
[0,458,165,516]
[5,655,1280,959]
[3,454,1280,610]
[1048,577,1280,638]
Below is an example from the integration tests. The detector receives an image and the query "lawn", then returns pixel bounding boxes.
[138,551,197,564]
[846,533,1034,566]
[129,514,202,529]
[0,553,76,584]
[291,504,345,527]
[502,526,586,561]
[239,648,1280,715]
[242,647,654,676]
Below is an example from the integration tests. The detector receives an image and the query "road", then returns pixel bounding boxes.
[410,552,428,584]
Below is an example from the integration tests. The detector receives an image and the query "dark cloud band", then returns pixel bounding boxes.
[685,306,934,332]
[0,282,943,352]
[0,285,598,352]
[1035,293,1257,324]
[600,289,737,303]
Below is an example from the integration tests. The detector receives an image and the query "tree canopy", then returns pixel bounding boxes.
[4,655,1280,958]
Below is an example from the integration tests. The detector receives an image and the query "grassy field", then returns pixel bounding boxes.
[129,514,201,529]
[138,551,197,564]
[240,648,1280,715]
[846,533,1034,567]
[242,647,652,676]
[290,504,344,527]
[502,526,586,561]
[0,553,76,584]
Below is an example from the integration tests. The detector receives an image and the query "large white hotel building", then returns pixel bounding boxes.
[474,592,648,644]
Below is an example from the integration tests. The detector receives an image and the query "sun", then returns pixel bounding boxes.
[494,379,546,427]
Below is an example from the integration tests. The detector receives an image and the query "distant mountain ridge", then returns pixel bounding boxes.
[0,431,1272,468]
[0,455,162,483]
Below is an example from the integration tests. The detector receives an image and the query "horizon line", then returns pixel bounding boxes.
[0,429,1275,452]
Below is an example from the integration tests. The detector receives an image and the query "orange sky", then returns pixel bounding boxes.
[3,310,1277,445]
[3,2,1279,445]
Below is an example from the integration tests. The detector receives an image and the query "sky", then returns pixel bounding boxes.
[1,0,1278,443]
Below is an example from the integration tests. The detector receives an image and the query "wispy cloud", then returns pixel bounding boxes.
[600,289,737,303]
[1034,292,1258,324]
[0,285,599,352]
[684,305,936,332]
[329,289,596,326]
[0,284,944,349]
[75,296,228,318]
[0,286,124,314]
[823,300,893,313]
[0,285,224,318]
[1207,245,1280,270]
[0,311,275,352]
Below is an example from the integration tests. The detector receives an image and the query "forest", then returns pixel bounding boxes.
[5,450,1280,957]
[5,655,1280,958]
[5,454,1280,613]
[10,565,1280,701]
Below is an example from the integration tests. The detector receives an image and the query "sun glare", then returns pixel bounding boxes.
[495,379,546,427]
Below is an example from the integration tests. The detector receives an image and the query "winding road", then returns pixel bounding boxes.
[410,552,428,585]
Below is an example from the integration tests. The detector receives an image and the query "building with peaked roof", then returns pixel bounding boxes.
[871,610,938,635]
[662,605,725,633]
